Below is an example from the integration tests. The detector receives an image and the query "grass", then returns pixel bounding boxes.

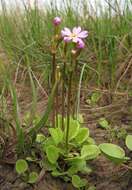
[0,0,131,91]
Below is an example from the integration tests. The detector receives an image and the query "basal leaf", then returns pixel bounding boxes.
[91,92,101,104]
[81,145,100,160]
[75,128,89,144]
[86,137,95,145]
[16,159,28,174]
[46,145,59,164]
[99,143,128,163]
[65,117,80,141]
[126,135,132,151]
[77,114,84,123]
[72,175,87,188]
[98,117,109,129]
[36,133,46,143]
[49,127,63,145]
[28,172,38,184]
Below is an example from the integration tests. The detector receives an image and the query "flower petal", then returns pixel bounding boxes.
[77,39,85,49]
[78,31,88,38]
[72,27,81,34]
[61,27,72,37]
[64,36,72,42]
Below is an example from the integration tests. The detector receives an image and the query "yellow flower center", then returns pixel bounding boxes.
[70,33,77,38]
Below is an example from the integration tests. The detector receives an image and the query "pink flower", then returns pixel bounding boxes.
[53,17,61,26]
[61,27,88,45]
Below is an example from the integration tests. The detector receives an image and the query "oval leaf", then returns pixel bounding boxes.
[28,172,38,184]
[16,159,28,174]
[49,128,63,145]
[98,117,109,129]
[91,92,101,104]
[77,114,84,123]
[72,175,87,188]
[126,135,132,151]
[46,145,59,164]
[36,133,46,143]
[99,143,126,163]
[81,145,100,160]
[65,117,80,141]
[75,128,89,144]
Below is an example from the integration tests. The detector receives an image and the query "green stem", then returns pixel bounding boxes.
[72,59,78,118]
[52,52,56,127]
[66,72,72,154]
[62,44,67,130]
[55,83,59,128]
[61,66,65,130]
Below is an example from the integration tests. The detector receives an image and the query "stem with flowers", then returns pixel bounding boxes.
[60,25,88,153]
[51,17,88,153]
[61,43,67,130]
[66,52,78,153]
[25,17,129,189]
[51,51,56,127]
[66,67,73,153]
[51,17,62,128]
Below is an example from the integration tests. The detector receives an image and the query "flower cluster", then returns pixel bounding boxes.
[53,16,88,49]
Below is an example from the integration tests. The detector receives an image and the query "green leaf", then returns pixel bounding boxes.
[28,172,38,184]
[27,63,37,127]
[42,137,55,152]
[49,127,63,145]
[41,159,57,171]
[66,156,82,162]
[52,170,67,177]
[26,157,36,162]
[86,137,95,145]
[88,186,96,190]
[67,166,79,176]
[46,145,59,164]
[36,133,46,143]
[81,145,100,160]
[9,81,24,152]
[16,159,28,174]
[65,117,80,141]
[68,159,92,176]
[99,143,128,163]
[77,114,84,123]
[75,128,89,144]
[126,135,132,151]
[29,80,59,138]
[91,92,101,104]
[98,117,109,129]
[72,175,87,188]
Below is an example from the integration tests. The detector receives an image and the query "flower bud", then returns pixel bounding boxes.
[53,17,61,26]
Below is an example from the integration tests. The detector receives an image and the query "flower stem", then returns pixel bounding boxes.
[62,44,67,130]
[55,66,60,128]
[55,83,58,128]
[66,71,72,154]
[52,52,56,127]
[72,59,78,118]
